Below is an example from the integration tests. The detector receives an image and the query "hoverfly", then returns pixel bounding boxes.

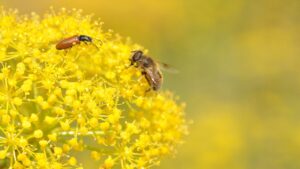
[130,50,176,91]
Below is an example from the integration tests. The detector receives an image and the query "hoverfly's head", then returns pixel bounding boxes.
[130,50,143,66]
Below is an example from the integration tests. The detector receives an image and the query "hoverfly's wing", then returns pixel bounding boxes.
[157,61,179,74]
[144,66,157,82]
[144,65,163,90]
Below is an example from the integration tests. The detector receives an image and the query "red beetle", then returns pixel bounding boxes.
[56,35,93,50]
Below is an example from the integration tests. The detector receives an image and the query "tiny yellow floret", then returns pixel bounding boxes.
[34,130,43,138]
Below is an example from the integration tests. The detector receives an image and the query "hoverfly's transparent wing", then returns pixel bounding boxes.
[157,61,179,74]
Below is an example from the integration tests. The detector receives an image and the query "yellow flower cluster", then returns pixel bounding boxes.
[0,7,188,169]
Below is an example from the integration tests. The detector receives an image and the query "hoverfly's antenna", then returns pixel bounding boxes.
[131,50,143,54]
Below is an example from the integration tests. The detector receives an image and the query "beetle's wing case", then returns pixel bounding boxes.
[56,35,80,50]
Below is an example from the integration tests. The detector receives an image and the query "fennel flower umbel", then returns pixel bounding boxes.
[0,7,188,169]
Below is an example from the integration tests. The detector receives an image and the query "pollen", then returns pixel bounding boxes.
[0,6,188,169]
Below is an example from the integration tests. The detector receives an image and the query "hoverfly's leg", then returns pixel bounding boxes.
[128,61,139,68]
[137,75,144,82]
[124,64,131,69]
[125,61,133,69]
[145,88,152,93]
[124,59,136,69]
[136,71,146,82]
[143,87,155,96]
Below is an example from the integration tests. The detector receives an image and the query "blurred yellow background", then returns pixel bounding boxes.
[2,0,300,168]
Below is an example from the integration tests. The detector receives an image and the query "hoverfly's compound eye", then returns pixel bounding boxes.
[132,51,143,62]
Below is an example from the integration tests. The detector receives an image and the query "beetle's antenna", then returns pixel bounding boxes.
[93,38,103,47]
[91,43,99,50]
